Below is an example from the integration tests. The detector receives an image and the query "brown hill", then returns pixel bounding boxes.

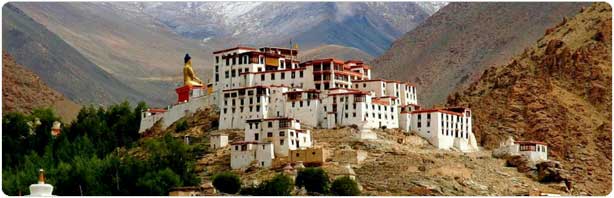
[299,44,373,62]
[3,52,80,122]
[371,2,588,107]
[447,3,611,195]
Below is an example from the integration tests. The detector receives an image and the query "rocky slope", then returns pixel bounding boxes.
[447,3,611,195]
[112,2,446,56]
[371,2,588,107]
[3,4,144,105]
[2,52,80,122]
[299,44,373,62]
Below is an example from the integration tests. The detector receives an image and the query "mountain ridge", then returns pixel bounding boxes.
[371,2,589,107]
[447,3,611,194]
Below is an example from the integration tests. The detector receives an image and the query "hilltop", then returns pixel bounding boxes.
[2,52,80,122]
[371,2,588,106]
[447,3,611,195]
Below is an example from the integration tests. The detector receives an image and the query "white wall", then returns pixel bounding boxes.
[139,94,214,133]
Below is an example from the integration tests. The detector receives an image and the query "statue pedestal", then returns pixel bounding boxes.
[175,85,203,103]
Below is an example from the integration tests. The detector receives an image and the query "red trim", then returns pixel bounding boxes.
[515,141,547,146]
[240,68,305,75]
[222,85,269,92]
[301,58,346,65]
[411,108,463,116]
[283,89,321,95]
[213,46,257,54]
[372,99,390,105]
[230,141,261,145]
[147,108,167,113]
[375,96,398,99]
[327,91,369,96]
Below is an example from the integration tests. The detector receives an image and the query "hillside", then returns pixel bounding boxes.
[11,2,212,105]
[371,2,588,106]
[299,44,373,62]
[146,108,568,196]
[2,4,144,106]
[447,3,611,195]
[2,52,80,122]
[112,2,446,56]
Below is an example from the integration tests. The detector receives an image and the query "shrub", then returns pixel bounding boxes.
[295,167,329,194]
[259,174,294,196]
[175,120,189,132]
[330,176,360,196]
[212,172,241,194]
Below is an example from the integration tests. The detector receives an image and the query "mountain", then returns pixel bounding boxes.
[371,2,589,107]
[6,2,446,106]
[3,52,80,122]
[110,2,446,55]
[447,3,611,195]
[11,2,214,106]
[2,4,144,106]
[299,44,373,62]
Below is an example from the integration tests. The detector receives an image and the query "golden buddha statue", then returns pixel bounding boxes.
[183,53,203,86]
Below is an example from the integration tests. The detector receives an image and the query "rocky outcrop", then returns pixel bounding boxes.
[371,2,588,106]
[447,3,611,195]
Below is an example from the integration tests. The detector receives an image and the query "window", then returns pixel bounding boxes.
[271,73,275,80]
[226,58,230,66]
[291,72,296,79]
[225,71,230,78]
[216,56,219,63]
[261,74,265,81]
[281,72,285,79]
[280,139,284,145]
[267,132,273,137]
[268,122,273,128]
[280,131,285,136]
[255,133,259,141]
[299,71,304,77]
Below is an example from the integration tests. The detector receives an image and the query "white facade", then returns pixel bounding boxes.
[322,88,399,129]
[244,118,312,157]
[410,108,478,152]
[139,89,214,133]
[231,117,313,169]
[210,134,229,150]
[230,141,274,169]
[516,141,548,162]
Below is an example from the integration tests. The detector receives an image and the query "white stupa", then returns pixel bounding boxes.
[29,169,54,196]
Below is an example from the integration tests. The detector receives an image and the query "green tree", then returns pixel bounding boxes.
[296,167,329,194]
[135,168,182,195]
[259,174,294,196]
[330,176,360,196]
[212,172,241,194]
[175,119,188,132]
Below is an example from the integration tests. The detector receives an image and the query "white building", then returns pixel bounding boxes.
[244,118,312,157]
[283,89,322,127]
[231,117,313,169]
[230,141,274,169]
[322,88,399,129]
[410,107,478,152]
[515,141,548,161]
[210,134,229,150]
[139,45,480,154]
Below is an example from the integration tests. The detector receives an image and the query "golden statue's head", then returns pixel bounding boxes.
[184,53,192,65]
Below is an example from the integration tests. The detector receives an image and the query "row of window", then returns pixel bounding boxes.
[257,70,304,81]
